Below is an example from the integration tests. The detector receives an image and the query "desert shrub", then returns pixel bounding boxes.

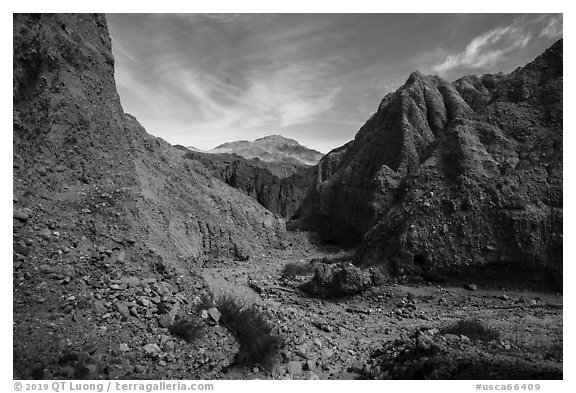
[168,317,205,343]
[216,294,282,369]
[441,318,500,342]
[282,262,316,277]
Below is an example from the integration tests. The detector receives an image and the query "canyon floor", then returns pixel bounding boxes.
[14,239,563,380]
[200,246,562,379]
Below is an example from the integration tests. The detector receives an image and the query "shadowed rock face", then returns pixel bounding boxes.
[179,148,317,219]
[292,40,562,285]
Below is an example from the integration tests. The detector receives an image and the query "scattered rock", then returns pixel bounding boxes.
[416,334,434,350]
[465,283,478,291]
[122,276,140,288]
[207,307,221,324]
[37,228,52,241]
[142,343,161,359]
[93,300,107,314]
[444,334,461,342]
[301,264,372,296]
[13,209,29,222]
[158,314,174,328]
[115,303,131,319]
[14,244,31,256]
[286,360,304,377]
[134,365,146,373]
[163,341,175,352]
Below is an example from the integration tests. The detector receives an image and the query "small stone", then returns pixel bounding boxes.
[163,341,175,352]
[158,314,174,328]
[37,228,52,241]
[116,251,127,263]
[143,343,161,358]
[13,209,29,222]
[138,297,152,307]
[416,335,433,350]
[499,294,510,301]
[286,360,304,377]
[93,300,107,315]
[122,276,139,288]
[118,343,129,353]
[115,303,131,319]
[14,244,31,256]
[465,283,478,291]
[134,365,146,373]
[303,360,316,371]
[207,307,221,324]
[348,361,364,373]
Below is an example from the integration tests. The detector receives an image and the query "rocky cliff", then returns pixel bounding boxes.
[292,41,562,286]
[179,147,317,219]
[13,13,288,264]
[13,13,291,379]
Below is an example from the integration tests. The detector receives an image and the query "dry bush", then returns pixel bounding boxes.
[168,317,205,343]
[216,294,282,369]
[441,318,500,342]
[282,262,316,277]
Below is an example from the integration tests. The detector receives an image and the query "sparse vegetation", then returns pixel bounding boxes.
[441,318,500,342]
[168,317,205,343]
[216,294,283,369]
[282,262,316,277]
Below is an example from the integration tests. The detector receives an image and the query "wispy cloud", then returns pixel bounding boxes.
[108,14,562,152]
[432,14,561,73]
[113,14,347,145]
[539,15,563,39]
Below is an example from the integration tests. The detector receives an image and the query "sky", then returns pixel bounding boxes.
[107,13,562,153]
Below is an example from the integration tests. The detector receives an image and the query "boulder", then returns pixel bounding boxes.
[301,264,372,296]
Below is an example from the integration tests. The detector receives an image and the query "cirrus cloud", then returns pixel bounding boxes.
[433,14,562,73]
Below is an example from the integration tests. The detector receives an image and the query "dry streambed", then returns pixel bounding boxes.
[202,251,563,379]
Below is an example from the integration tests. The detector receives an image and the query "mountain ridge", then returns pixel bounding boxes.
[290,39,562,286]
[209,134,324,167]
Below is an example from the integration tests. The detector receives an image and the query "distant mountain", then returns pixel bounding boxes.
[209,135,324,166]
